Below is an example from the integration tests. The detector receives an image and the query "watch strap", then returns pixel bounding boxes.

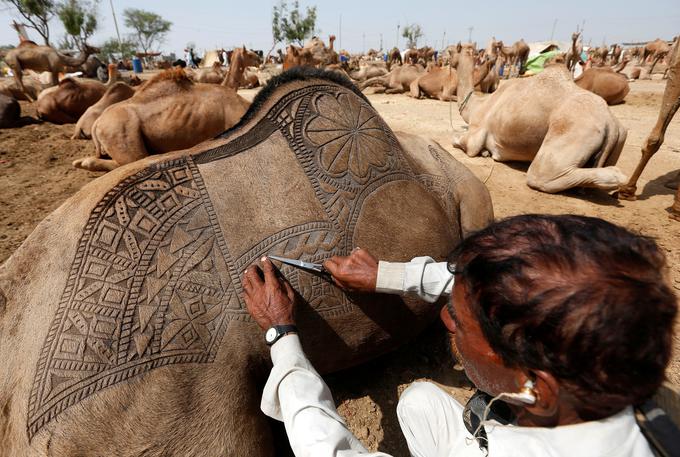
[266,324,298,346]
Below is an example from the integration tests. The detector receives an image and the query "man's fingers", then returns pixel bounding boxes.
[323,258,340,275]
[244,265,264,288]
[261,257,278,284]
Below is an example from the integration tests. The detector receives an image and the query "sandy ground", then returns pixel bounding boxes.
[0,78,679,454]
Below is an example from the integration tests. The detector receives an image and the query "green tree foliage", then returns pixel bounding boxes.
[123,8,171,55]
[402,24,423,49]
[99,37,135,61]
[2,0,55,45]
[272,0,317,46]
[57,0,98,50]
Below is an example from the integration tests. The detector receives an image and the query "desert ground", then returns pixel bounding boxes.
[0,78,678,454]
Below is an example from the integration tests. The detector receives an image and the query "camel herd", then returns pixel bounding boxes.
[0,33,678,220]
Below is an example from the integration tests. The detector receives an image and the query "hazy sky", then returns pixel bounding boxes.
[0,0,678,56]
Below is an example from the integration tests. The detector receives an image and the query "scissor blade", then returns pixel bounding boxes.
[268,255,322,272]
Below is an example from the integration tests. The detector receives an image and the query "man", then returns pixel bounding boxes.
[242,215,677,456]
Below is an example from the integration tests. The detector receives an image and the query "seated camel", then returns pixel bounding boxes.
[72,82,136,139]
[575,67,630,105]
[0,75,43,101]
[359,63,425,94]
[193,61,226,84]
[36,77,107,124]
[0,94,20,128]
[3,42,98,101]
[409,64,458,101]
[0,68,493,456]
[451,45,627,193]
[73,68,250,172]
[348,61,388,82]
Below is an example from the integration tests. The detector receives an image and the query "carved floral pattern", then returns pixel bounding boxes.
[305,93,391,180]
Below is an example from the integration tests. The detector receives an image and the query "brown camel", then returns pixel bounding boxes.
[611,44,622,65]
[0,68,493,457]
[72,82,136,139]
[452,45,627,193]
[73,68,250,172]
[642,38,671,73]
[565,32,584,72]
[222,46,262,89]
[387,47,402,70]
[282,44,316,70]
[410,64,458,100]
[617,38,680,220]
[4,42,98,101]
[575,67,630,105]
[36,64,118,124]
[360,63,425,94]
[303,35,338,67]
[0,93,20,127]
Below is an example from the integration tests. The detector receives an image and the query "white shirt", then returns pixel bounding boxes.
[260,258,655,457]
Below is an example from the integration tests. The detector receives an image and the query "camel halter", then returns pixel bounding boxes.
[458,90,474,114]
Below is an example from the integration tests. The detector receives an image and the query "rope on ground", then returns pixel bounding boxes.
[483,161,495,184]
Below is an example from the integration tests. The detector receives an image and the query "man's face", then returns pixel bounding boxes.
[440,281,519,395]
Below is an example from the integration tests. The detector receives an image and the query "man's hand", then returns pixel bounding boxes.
[323,247,378,292]
[242,257,296,331]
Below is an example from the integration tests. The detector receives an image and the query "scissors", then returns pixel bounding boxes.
[267,254,332,280]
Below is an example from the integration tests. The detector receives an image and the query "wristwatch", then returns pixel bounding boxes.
[265,324,298,346]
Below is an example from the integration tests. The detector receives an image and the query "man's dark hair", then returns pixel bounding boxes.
[450,214,677,417]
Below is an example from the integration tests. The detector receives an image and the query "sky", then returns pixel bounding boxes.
[0,0,678,57]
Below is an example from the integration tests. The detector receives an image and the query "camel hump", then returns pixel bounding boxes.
[137,67,194,94]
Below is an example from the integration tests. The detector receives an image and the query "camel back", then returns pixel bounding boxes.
[2,69,491,442]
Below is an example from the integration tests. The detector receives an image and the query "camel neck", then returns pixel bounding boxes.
[224,55,244,90]
[456,54,480,123]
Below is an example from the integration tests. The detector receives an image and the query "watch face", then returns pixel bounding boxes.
[265,327,277,344]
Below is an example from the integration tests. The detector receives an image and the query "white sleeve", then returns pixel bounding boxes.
[261,335,392,457]
[375,257,454,303]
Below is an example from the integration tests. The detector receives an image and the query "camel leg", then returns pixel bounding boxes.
[672,185,680,221]
[453,127,487,157]
[72,157,120,172]
[527,126,627,193]
[12,65,33,102]
[385,86,404,94]
[51,70,59,86]
[408,78,421,98]
[618,55,680,200]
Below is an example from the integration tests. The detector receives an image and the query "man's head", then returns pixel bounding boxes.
[443,214,677,421]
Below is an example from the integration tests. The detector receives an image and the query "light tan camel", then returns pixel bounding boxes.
[575,67,630,105]
[617,38,680,220]
[222,46,262,89]
[303,35,338,66]
[282,44,316,70]
[194,61,226,84]
[360,63,425,94]
[72,82,136,139]
[349,61,388,82]
[452,46,627,193]
[493,39,530,74]
[0,74,43,101]
[73,68,250,172]
[4,42,98,101]
[410,64,458,100]
[36,64,117,124]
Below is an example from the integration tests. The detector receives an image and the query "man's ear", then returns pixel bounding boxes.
[521,370,560,417]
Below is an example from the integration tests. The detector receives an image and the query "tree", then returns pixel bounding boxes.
[99,37,135,62]
[57,0,98,50]
[402,24,423,49]
[2,0,55,45]
[271,0,317,46]
[123,8,171,55]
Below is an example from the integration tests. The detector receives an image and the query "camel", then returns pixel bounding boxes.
[73,67,250,172]
[617,38,680,221]
[0,68,493,457]
[0,94,20,127]
[404,46,435,65]
[493,39,530,75]
[387,47,402,70]
[575,67,630,105]
[4,42,98,101]
[611,44,622,65]
[282,44,316,70]
[72,82,136,139]
[360,63,425,94]
[642,38,671,73]
[348,61,388,83]
[303,35,338,67]
[194,61,226,84]
[222,46,261,90]
[451,45,628,193]
[36,64,118,124]
[0,75,43,101]
[565,32,584,72]
[410,64,458,100]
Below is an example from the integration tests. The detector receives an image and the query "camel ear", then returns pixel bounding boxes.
[456,42,462,52]
[242,45,246,52]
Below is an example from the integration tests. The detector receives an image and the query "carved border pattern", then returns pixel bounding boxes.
[27,158,239,439]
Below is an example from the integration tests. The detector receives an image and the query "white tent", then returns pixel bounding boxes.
[527,40,571,58]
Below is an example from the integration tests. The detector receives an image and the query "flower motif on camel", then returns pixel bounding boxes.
[305,92,392,182]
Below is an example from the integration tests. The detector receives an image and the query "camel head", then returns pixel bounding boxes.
[82,44,100,55]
